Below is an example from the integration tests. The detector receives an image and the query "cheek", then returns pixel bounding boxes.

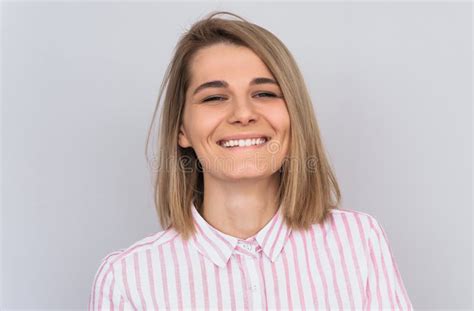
[264,105,291,157]
[185,109,222,143]
[265,105,291,133]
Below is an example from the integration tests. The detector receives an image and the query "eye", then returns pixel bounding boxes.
[254,92,277,98]
[202,96,227,103]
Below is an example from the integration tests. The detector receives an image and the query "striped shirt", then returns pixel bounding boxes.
[89,202,413,310]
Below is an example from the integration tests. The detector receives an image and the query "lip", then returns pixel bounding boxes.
[218,137,270,151]
[216,133,271,145]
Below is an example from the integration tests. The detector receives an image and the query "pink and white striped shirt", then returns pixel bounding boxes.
[89,202,413,310]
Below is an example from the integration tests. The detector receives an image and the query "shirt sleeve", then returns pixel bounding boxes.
[365,216,413,310]
[88,251,129,310]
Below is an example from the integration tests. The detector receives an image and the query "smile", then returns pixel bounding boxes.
[217,137,270,149]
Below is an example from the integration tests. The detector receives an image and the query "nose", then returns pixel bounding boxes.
[228,96,258,125]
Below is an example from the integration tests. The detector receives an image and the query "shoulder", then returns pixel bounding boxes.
[310,207,385,240]
[330,207,383,226]
[97,227,180,270]
[90,227,181,303]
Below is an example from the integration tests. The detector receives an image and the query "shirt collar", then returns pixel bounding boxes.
[189,201,292,268]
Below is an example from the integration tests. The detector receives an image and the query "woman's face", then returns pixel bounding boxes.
[179,43,290,181]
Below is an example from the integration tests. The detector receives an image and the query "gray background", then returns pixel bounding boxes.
[1,1,472,310]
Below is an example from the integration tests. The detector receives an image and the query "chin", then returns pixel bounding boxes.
[221,169,274,180]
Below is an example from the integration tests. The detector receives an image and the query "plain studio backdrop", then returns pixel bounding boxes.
[1,1,472,310]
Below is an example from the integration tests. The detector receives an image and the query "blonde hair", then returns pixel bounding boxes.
[145,11,341,241]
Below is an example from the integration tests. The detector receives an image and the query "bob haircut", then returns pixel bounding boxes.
[146,11,341,241]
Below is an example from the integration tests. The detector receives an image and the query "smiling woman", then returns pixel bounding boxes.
[89,11,413,310]
[178,42,291,197]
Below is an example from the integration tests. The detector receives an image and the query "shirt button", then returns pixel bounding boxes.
[249,284,257,291]
[238,241,253,251]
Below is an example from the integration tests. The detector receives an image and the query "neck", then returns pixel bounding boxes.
[201,172,281,240]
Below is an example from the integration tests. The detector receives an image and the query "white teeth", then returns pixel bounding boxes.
[220,137,267,148]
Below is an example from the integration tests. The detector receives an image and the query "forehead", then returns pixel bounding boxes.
[188,43,273,84]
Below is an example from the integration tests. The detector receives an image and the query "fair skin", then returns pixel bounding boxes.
[178,43,290,239]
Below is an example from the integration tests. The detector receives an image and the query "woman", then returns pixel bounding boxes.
[89,11,413,310]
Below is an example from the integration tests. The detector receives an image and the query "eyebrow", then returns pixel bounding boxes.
[192,77,278,96]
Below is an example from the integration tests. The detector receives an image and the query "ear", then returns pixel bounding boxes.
[178,124,192,148]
